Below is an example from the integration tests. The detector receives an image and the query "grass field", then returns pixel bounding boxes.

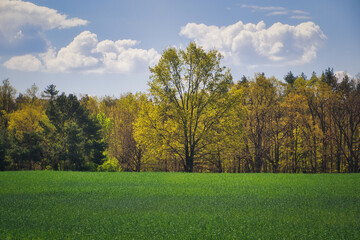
[0,172,359,239]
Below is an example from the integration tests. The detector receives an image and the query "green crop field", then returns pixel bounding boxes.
[0,172,359,239]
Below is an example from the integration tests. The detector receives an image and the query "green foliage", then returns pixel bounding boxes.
[139,42,236,172]
[1,58,360,173]
[43,92,106,170]
[0,79,16,114]
[97,154,121,172]
[0,172,359,239]
[98,93,145,172]
[96,112,113,136]
[43,84,59,101]
[0,129,8,170]
[0,79,17,130]
[284,71,296,85]
[1,82,108,171]
[7,102,48,138]
[8,131,43,170]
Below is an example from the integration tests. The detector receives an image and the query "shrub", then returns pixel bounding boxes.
[97,156,121,172]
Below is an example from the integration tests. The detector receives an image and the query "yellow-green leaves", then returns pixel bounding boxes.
[140,42,236,172]
[8,103,48,138]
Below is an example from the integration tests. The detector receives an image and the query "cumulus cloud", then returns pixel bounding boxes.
[180,21,326,66]
[4,54,43,71]
[4,31,161,74]
[335,71,352,82]
[0,0,88,55]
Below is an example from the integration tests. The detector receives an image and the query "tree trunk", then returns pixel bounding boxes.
[254,155,262,173]
[135,148,142,172]
[184,155,194,172]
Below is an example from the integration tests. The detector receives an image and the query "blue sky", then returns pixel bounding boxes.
[1,0,359,97]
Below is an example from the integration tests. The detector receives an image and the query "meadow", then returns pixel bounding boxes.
[0,172,359,239]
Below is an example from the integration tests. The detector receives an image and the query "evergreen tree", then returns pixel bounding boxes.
[284,71,296,85]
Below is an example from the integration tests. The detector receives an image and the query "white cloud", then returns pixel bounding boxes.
[42,31,99,72]
[241,4,285,12]
[0,0,88,34]
[4,31,161,74]
[180,21,327,66]
[292,10,309,15]
[1,1,159,74]
[335,71,352,82]
[290,15,312,20]
[0,0,88,55]
[241,4,311,20]
[4,54,43,71]
[267,11,288,16]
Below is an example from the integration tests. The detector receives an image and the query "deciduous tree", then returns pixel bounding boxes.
[141,42,234,172]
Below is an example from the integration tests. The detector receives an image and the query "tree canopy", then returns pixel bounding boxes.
[0,43,359,173]
[136,42,237,172]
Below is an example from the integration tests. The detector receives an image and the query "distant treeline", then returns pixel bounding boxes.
[1,43,359,173]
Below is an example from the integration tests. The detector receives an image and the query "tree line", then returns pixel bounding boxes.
[1,43,359,173]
